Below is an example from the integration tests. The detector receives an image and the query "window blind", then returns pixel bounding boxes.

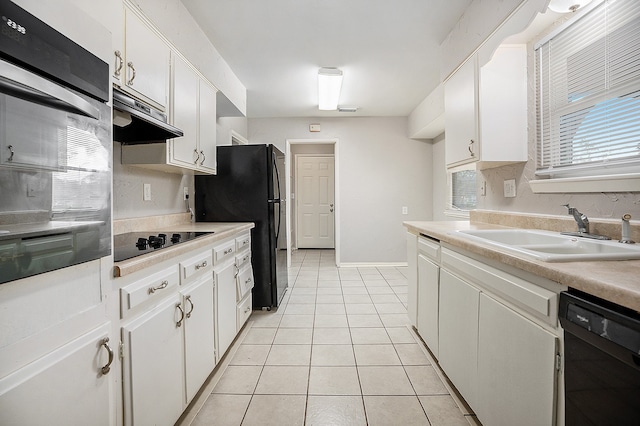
[535,0,640,176]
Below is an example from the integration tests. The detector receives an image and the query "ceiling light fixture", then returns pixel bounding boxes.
[547,0,593,13]
[318,67,343,110]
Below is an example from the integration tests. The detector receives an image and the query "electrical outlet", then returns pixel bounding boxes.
[480,180,486,196]
[183,187,189,201]
[143,183,151,201]
[402,206,408,215]
[503,179,516,198]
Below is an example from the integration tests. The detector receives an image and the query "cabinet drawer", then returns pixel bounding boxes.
[180,251,213,281]
[213,240,236,264]
[235,234,251,251]
[441,248,558,325]
[236,266,254,301]
[418,236,440,263]
[236,293,252,331]
[235,250,251,269]
[120,267,179,315]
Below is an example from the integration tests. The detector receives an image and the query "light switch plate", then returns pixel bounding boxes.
[309,124,321,132]
[143,183,151,201]
[503,179,516,198]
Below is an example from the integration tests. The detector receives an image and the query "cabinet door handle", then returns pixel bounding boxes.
[468,139,475,157]
[7,145,14,162]
[175,304,185,327]
[99,337,114,375]
[126,62,136,86]
[234,264,239,278]
[114,50,123,77]
[199,150,206,166]
[185,295,194,319]
[148,280,169,294]
[195,260,208,270]
[194,149,201,165]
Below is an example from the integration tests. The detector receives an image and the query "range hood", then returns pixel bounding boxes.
[112,88,183,143]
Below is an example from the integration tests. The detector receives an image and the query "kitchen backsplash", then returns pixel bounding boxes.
[112,142,192,219]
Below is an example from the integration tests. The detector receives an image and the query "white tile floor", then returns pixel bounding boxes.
[187,249,480,426]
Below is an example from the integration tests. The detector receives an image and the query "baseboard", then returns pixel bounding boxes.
[338,262,408,268]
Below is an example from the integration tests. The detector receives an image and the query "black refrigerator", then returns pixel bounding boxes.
[195,144,288,309]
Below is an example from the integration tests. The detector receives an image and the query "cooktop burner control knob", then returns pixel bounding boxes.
[148,235,164,249]
[158,233,167,245]
[171,233,182,243]
[135,238,148,250]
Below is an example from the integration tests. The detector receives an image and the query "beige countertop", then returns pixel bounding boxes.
[113,222,254,278]
[404,220,640,312]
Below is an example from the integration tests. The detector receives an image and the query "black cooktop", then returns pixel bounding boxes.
[113,231,213,262]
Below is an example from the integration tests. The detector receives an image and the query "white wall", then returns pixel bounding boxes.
[249,117,433,264]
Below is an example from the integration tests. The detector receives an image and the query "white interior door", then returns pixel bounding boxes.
[296,156,335,248]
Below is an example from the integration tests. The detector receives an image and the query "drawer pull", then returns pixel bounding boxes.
[148,280,169,294]
[244,306,251,314]
[195,260,208,270]
[224,248,233,255]
[243,255,249,263]
[176,304,185,327]
[243,239,250,246]
[99,338,114,375]
[245,277,252,285]
[185,295,194,319]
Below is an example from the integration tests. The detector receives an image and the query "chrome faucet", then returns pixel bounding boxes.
[563,204,589,233]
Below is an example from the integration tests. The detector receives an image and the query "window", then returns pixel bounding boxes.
[446,163,477,217]
[535,0,640,180]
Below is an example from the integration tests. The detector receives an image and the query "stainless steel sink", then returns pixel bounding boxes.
[452,229,640,262]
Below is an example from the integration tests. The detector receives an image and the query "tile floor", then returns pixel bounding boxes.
[188,249,479,426]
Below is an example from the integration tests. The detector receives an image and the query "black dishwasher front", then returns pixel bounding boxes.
[559,290,640,426]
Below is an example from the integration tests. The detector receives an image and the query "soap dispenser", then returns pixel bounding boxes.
[619,214,636,244]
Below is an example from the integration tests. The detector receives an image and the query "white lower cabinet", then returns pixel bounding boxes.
[0,323,114,425]
[215,260,237,360]
[436,245,562,426]
[119,230,252,424]
[416,236,440,359]
[181,273,216,404]
[121,295,184,426]
[477,293,557,426]
[438,269,480,409]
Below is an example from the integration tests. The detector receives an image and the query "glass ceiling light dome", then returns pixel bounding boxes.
[548,0,593,13]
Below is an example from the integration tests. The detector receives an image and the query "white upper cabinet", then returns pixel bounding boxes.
[121,53,218,175]
[445,45,528,170]
[114,4,170,109]
[170,55,218,174]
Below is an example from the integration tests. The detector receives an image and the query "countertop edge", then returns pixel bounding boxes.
[404,221,640,312]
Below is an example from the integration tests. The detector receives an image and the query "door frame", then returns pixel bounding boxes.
[285,139,340,267]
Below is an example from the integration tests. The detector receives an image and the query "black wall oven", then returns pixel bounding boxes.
[0,0,111,284]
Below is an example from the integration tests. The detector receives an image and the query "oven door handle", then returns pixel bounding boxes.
[0,59,99,119]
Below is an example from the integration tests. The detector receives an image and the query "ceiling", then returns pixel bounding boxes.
[181,0,473,118]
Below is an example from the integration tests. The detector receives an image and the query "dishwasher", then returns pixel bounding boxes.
[559,290,640,425]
